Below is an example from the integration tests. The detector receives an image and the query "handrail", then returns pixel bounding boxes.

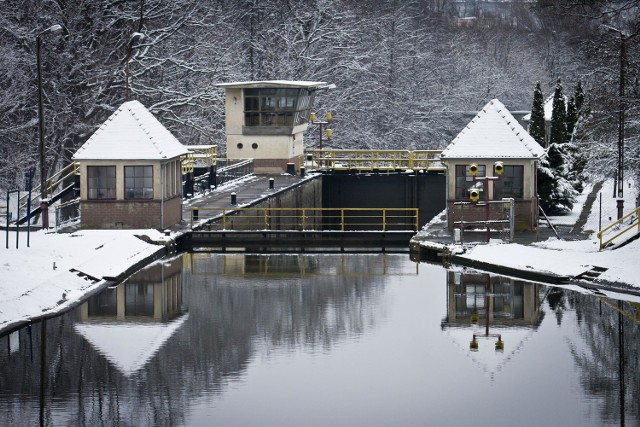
[18,161,80,208]
[190,207,419,232]
[185,144,217,168]
[305,149,444,172]
[597,206,640,250]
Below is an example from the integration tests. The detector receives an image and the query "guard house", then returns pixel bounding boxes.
[216,80,332,173]
[73,101,188,230]
[441,99,545,231]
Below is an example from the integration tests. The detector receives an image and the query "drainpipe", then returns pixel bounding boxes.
[160,163,164,230]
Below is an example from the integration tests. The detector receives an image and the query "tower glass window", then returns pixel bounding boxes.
[244,88,315,127]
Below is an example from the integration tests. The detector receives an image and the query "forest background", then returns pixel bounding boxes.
[0,0,638,195]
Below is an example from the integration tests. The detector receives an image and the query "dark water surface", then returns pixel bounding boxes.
[1,253,638,427]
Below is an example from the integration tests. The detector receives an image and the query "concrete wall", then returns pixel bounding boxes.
[205,176,322,230]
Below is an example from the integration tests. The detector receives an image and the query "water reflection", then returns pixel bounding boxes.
[0,254,639,426]
[75,256,187,377]
[441,271,543,378]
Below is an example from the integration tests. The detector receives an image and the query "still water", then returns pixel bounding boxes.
[1,253,638,426]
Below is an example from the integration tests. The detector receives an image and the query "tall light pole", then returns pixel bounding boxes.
[36,24,67,200]
[603,25,639,219]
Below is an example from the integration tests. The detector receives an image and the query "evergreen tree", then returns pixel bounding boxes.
[529,81,546,146]
[549,79,568,145]
[573,80,584,113]
[566,96,578,138]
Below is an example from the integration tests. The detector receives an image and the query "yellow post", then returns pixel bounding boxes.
[264,209,268,229]
[382,209,386,231]
[302,208,306,230]
[341,209,345,231]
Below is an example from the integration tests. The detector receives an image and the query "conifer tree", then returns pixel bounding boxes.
[549,79,567,145]
[529,81,546,146]
[566,96,578,138]
[573,80,584,114]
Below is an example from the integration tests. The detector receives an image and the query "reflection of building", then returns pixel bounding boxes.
[441,270,544,377]
[74,256,187,376]
[78,256,184,323]
[441,271,542,328]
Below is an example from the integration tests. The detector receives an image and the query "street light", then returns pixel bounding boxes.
[602,25,639,219]
[36,24,68,200]
[309,111,333,149]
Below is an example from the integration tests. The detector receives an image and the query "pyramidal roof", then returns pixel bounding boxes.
[73,100,188,161]
[441,99,544,160]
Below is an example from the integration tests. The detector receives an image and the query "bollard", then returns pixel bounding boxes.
[286,163,296,175]
[300,166,305,178]
[231,192,237,205]
[269,178,275,189]
[40,200,49,229]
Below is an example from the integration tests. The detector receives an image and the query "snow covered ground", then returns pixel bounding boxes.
[457,179,639,287]
[0,229,170,333]
[1,179,639,335]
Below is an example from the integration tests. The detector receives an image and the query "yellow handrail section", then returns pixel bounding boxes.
[190,207,419,232]
[20,161,80,205]
[597,206,640,250]
[305,149,444,172]
[182,144,217,174]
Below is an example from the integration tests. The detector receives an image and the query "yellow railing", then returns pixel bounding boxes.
[190,207,419,232]
[182,144,217,174]
[19,162,80,204]
[305,149,444,172]
[597,206,640,250]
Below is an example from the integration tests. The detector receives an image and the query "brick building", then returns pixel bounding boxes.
[441,99,545,231]
[73,101,188,230]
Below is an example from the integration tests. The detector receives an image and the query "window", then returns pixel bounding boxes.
[87,166,116,199]
[455,165,485,199]
[493,165,524,199]
[125,166,153,199]
[243,88,315,127]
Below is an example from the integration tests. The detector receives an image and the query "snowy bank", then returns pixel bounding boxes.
[0,229,170,334]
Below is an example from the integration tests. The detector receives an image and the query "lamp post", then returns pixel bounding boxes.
[309,111,333,149]
[36,24,67,200]
[603,25,639,219]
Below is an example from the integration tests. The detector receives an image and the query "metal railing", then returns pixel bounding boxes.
[452,199,515,243]
[597,206,640,250]
[22,161,80,203]
[182,144,217,175]
[190,207,420,232]
[305,149,444,172]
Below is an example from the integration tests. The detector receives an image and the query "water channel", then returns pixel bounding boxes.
[1,252,638,426]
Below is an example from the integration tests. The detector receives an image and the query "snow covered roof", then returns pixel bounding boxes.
[215,80,333,90]
[73,101,188,161]
[74,314,188,376]
[441,99,544,160]
[522,94,568,122]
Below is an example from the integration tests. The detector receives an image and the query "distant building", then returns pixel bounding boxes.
[216,80,333,174]
[441,99,544,231]
[73,101,188,230]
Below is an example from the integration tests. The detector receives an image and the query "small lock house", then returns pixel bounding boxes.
[73,101,188,230]
[441,99,545,232]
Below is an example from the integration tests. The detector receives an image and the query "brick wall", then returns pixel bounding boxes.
[81,196,182,230]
